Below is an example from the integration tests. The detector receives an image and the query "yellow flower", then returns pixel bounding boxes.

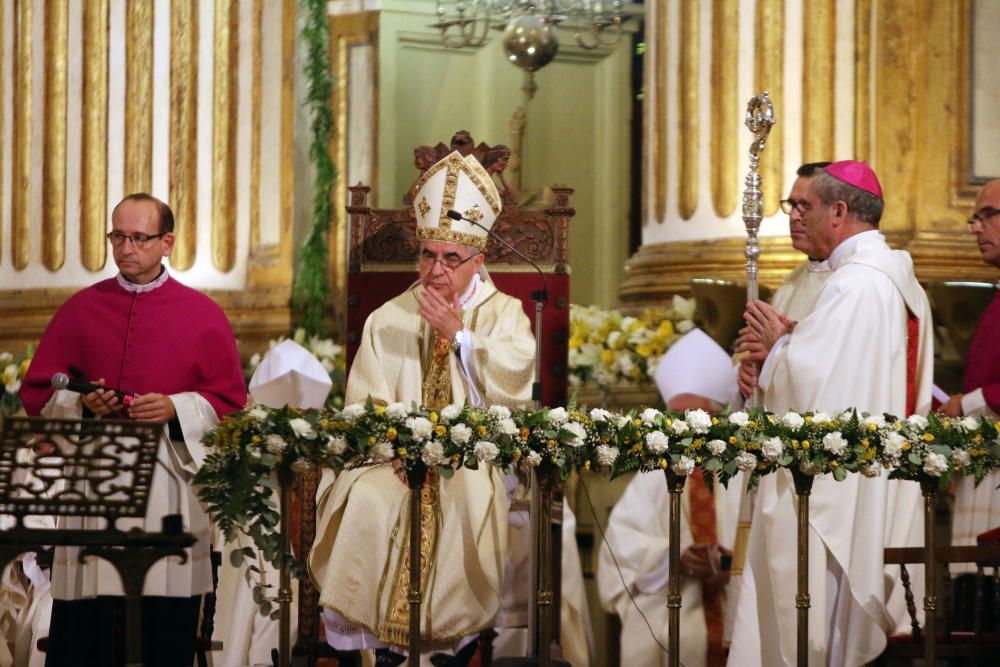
[635,343,653,358]
[251,435,262,443]
[902,442,911,451]
[974,434,983,443]
[374,405,385,415]
[386,427,398,440]
[513,449,522,461]
[711,417,719,425]
[601,349,615,365]
[922,433,934,442]
[584,461,591,470]
[830,460,839,468]
[547,439,557,447]
[729,436,737,445]
[520,427,530,440]
[657,320,675,337]
[801,440,810,450]
[861,438,869,447]
[397,448,408,457]
[804,415,813,424]
[658,458,667,469]
[435,425,447,437]
[791,439,799,449]
[868,423,878,431]
[18,358,31,377]
[430,412,439,424]
[478,425,487,437]
[368,436,376,445]
[568,333,584,350]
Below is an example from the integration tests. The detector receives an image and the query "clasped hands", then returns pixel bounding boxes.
[736,300,795,397]
[81,379,176,422]
[680,543,732,589]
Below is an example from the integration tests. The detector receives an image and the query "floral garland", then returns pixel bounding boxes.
[194,400,1000,608]
[569,297,696,391]
[0,348,33,417]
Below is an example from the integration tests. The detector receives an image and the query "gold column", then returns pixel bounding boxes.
[678,0,700,220]
[249,0,262,250]
[802,0,835,162]
[169,0,199,270]
[43,0,69,271]
[125,0,153,194]
[212,0,238,272]
[651,0,667,223]
[12,0,32,270]
[711,0,738,217]
[755,0,784,215]
[853,0,872,163]
[81,0,109,271]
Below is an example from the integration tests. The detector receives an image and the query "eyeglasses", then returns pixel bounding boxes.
[967,207,1000,227]
[779,198,809,215]
[107,230,167,249]
[419,249,480,271]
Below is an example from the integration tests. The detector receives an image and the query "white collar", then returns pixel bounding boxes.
[116,266,170,293]
[805,258,831,273]
[828,229,882,271]
[458,274,481,311]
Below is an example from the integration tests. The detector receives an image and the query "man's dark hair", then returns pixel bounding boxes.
[113,193,175,234]
[811,170,884,226]
[797,161,832,177]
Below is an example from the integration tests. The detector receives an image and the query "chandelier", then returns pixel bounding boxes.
[431,1,628,74]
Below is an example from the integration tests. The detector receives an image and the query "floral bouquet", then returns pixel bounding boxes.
[568,296,696,391]
[0,348,33,417]
[246,327,346,409]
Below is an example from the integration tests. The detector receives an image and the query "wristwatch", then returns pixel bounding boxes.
[451,330,463,353]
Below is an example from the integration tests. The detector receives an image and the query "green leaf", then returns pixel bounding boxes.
[833,467,847,482]
[229,548,244,567]
[704,458,722,472]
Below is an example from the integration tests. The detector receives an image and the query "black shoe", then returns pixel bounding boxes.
[374,648,407,666]
[429,638,478,667]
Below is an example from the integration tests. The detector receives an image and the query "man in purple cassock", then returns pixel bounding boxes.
[940,179,1000,545]
[20,193,246,667]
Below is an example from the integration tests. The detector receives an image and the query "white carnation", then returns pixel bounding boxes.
[589,408,612,422]
[500,418,519,436]
[781,412,805,430]
[735,451,757,472]
[951,448,971,468]
[247,406,269,421]
[960,416,979,431]
[706,439,727,456]
[341,403,366,421]
[822,431,848,456]
[595,445,619,467]
[640,408,662,425]
[671,455,695,476]
[561,422,587,447]
[370,441,395,463]
[864,414,887,429]
[421,441,448,466]
[762,436,784,462]
[645,430,670,455]
[488,404,512,420]
[728,411,749,427]
[906,414,929,429]
[883,432,906,458]
[922,452,948,477]
[327,435,348,456]
[614,413,632,428]
[473,440,499,463]
[546,407,568,425]
[450,423,473,445]
[524,450,543,467]
[265,434,288,455]
[810,411,832,425]
[670,420,689,436]
[440,404,462,421]
[288,418,316,439]
[386,402,409,419]
[685,409,712,434]
[405,417,434,441]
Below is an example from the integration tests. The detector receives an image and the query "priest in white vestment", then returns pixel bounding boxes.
[729,161,932,667]
[309,152,535,664]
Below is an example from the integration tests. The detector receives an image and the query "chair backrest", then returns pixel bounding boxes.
[926,281,995,360]
[689,278,773,350]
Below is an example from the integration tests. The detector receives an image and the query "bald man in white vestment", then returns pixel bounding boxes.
[729,162,931,667]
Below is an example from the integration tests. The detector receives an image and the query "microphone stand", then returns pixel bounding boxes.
[447,211,563,667]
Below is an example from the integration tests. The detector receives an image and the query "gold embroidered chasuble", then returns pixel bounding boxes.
[309,280,534,647]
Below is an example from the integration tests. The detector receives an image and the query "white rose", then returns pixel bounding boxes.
[524,450,543,467]
[671,455,695,476]
[547,407,569,425]
[386,402,409,419]
[951,448,971,468]
[327,435,348,456]
[706,439,727,456]
[728,411,749,427]
[670,420,689,436]
[960,416,979,431]
[265,434,288,455]
[500,418,519,436]
[781,412,805,430]
[561,422,587,447]
[822,431,848,456]
[288,418,316,439]
[247,406,269,421]
[4,377,20,394]
[883,432,906,458]
[440,404,463,421]
[405,417,434,441]
[685,409,712,434]
[370,441,395,463]
[341,403,366,421]
[640,408,662,425]
[595,444,619,467]
[614,413,632,428]
[762,436,784,462]
[616,353,634,376]
[838,409,857,422]
[810,411,832,425]
[473,440,499,463]
[735,451,757,472]
[489,404,512,420]
[906,414,929,429]
[861,462,883,478]
[922,452,948,477]
[421,441,447,466]
[450,423,473,445]
[645,431,670,455]
[589,408,612,422]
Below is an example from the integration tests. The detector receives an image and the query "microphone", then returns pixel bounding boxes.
[446,209,547,405]
[51,372,136,407]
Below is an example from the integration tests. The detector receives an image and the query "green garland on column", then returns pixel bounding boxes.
[292,0,336,336]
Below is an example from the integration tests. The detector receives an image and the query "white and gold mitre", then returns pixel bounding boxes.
[412,151,502,251]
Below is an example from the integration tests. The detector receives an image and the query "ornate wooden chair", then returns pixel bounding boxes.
[293,132,575,666]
